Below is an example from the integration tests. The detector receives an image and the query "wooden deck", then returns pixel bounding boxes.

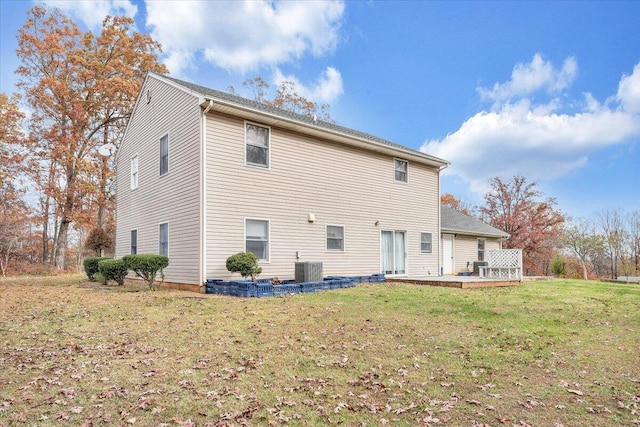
[386,275,521,289]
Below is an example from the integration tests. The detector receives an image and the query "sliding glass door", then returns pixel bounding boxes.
[381,230,406,275]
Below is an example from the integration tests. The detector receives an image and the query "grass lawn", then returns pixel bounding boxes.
[0,275,639,426]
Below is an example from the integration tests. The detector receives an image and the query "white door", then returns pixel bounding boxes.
[443,234,454,275]
[381,230,407,275]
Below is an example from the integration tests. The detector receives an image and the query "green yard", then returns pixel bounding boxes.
[1,275,638,426]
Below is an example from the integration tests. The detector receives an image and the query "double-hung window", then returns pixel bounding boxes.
[420,232,432,253]
[245,123,269,167]
[159,134,169,176]
[478,238,486,261]
[159,222,169,257]
[130,229,138,254]
[131,155,138,189]
[245,219,269,260]
[394,159,408,182]
[326,225,345,251]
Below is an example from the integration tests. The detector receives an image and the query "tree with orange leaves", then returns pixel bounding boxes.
[479,175,565,275]
[16,6,168,269]
[440,193,474,216]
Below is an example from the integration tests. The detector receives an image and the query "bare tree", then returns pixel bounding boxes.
[596,209,626,279]
[627,211,640,276]
[563,219,604,280]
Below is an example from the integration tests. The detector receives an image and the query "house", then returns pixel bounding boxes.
[440,206,510,275]
[115,72,450,291]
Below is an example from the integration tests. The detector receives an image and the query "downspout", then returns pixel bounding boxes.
[200,100,214,289]
[437,163,448,276]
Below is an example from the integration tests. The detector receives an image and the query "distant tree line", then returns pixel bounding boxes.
[443,176,640,279]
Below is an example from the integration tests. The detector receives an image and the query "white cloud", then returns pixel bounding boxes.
[477,53,577,104]
[617,63,640,114]
[273,67,344,104]
[145,0,345,75]
[422,59,640,195]
[47,0,138,31]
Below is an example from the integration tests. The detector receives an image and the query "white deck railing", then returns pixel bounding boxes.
[479,249,523,281]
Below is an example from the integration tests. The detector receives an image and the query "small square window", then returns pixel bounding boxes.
[420,232,432,253]
[159,222,169,257]
[159,134,169,176]
[245,123,269,167]
[326,225,345,251]
[246,219,269,260]
[395,159,408,182]
[131,155,138,189]
[130,229,137,254]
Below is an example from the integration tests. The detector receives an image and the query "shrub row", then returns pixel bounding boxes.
[84,254,169,290]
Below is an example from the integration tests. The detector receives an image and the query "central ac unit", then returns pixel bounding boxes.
[295,262,323,283]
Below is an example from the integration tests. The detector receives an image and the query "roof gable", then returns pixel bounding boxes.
[440,206,510,238]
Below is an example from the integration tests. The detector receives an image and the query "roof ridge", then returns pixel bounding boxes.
[156,73,448,165]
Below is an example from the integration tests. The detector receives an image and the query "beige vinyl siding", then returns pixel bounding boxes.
[452,235,502,274]
[205,112,441,280]
[115,76,202,284]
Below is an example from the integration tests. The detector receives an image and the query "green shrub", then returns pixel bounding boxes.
[94,272,108,286]
[551,253,567,277]
[98,259,128,286]
[122,254,169,291]
[226,252,262,281]
[83,257,111,281]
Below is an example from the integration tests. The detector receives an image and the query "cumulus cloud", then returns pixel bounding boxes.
[273,67,344,104]
[145,0,345,75]
[477,53,577,104]
[617,62,640,114]
[422,56,640,194]
[47,0,138,31]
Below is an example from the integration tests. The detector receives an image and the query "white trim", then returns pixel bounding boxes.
[420,232,433,254]
[442,233,455,275]
[130,153,139,190]
[477,237,486,262]
[244,217,270,262]
[244,121,271,169]
[394,158,408,183]
[325,224,345,252]
[158,221,169,257]
[200,101,213,286]
[379,229,408,276]
[159,132,170,177]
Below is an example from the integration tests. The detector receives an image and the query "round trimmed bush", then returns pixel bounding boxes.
[98,258,128,286]
[226,252,262,281]
[83,257,111,281]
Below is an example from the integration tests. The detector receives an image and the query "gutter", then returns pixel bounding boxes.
[199,100,214,289]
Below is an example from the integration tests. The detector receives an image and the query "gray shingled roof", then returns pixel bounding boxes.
[441,206,510,238]
[159,73,448,165]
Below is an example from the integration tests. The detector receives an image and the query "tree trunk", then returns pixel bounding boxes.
[53,219,70,270]
[581,260,588,280]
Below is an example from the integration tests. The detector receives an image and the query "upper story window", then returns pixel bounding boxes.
[245,218,269,260]
[159,222,169,257]
[420,232,432,253]
[159,134,169,176]
[131,155,139,189]
[478,238,486,261]
[326,225,345,251]
[245,123,270,168]
[394,159,408,182]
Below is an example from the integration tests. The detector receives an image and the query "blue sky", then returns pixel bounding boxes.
[1,0,639,220]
